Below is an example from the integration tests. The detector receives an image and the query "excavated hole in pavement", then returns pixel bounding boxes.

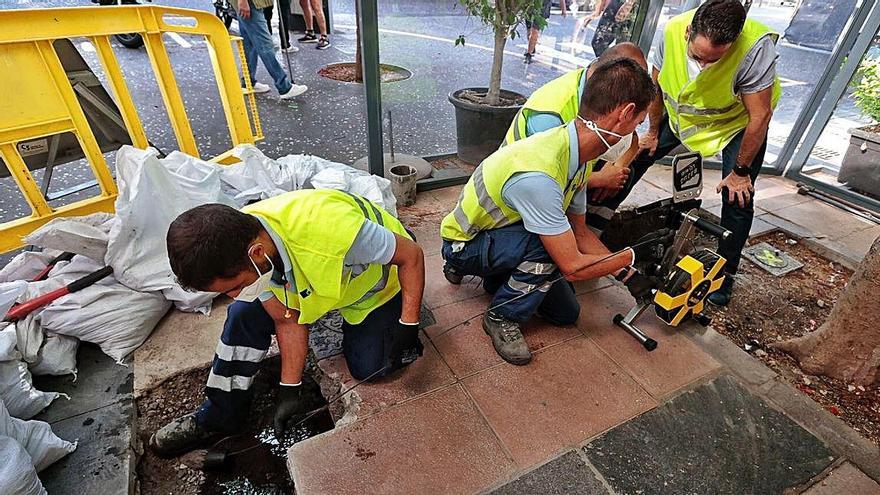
[136,355,345,495]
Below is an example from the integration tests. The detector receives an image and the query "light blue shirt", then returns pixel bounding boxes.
[255,215,397,302]
[500,121,586,236]
[523,69,588,137]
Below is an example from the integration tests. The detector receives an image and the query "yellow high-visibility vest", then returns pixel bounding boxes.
[658,9,781,157]
[503,68,586,145]
[243,189,409,325]
[442,125,592,241]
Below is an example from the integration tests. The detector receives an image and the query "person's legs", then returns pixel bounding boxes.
[195,300,275,431]
[591,13,617,57]
[237,9,260,86]
[536,280,580,326]
[341,293,423,380]
[264,4,273,34]
[299,0,314,32]
[586,114,681,232]
[309,0,328,36]
[708,130,766,305]
[238,3,293,93]
[276,0,291,49]
[527,26,540,55]
[151,300,275,455]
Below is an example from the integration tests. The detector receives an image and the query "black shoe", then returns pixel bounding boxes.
[707,276,734,306]
[523,51,534,63]
[298,32,318,43]
[316,37,331,50]
[149,413,219,457]
[483,311,531,365]
[443,263,463,285]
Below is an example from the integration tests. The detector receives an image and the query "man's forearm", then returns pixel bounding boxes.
[276,321,309,384]
[397,257,424,324]
[736,114,771,169]
[568,212,611,255]
[647,68,664,134]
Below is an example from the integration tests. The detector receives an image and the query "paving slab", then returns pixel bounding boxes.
[771,199,876,240]
[462,337,657,468]
[576,286,721,399]
[318,333,456,419]
[288,384,516,495]
[431,300,582,378]
[833,224,880,260]
[424,253,487,310]
[802,461,880,495]
[584,375,834,495]
[34,344,135,495]
[684,326,777,388]
[133,299,230,396]
[489,451,610,495]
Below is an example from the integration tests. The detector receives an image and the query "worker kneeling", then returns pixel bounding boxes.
[150,189,426,456]
[440,58,663,366]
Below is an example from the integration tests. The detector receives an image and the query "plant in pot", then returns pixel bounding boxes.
[448,0,546,164]
[839,56,880,199]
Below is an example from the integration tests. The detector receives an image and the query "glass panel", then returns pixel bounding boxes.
[368,0,651,174]
[645,0,859,168]
[798,32,880,203]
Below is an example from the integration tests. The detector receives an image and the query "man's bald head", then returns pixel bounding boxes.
[586,42,647,77]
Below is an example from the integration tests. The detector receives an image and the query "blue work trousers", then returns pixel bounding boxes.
[237,0,292,94]
[441,223,580,324]
[195,294,411,432]
[589,114,766,274]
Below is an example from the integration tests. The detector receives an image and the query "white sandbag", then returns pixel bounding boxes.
[30,334,78,378]
[0,359,57,420]
[222,145,297,202]
[0,280,28,316]
[0,326,17,361]
[24,212,115,262]
[14,312,43,366]
[0,435,46,495]
[0,251,61,284]
[0,399,76,472]
[105,146,230,313]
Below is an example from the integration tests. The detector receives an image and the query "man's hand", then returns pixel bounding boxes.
[639,131,659,156]
[630,228,674,265]
[589,163,630,191]
[238,0,250,19]
[273,375,321,438]
[390,321,424,370]
[716,173,754,208]
[625,271,658,302]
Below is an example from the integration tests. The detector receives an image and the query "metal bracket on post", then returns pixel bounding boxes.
[357,0,384,178]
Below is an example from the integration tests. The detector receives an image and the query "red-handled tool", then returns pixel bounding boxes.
[4,266,114,322]
[31,252,76,282]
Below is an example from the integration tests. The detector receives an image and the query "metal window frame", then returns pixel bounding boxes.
[781,0,880,212]
[358,0,385,178]
[767,0,875,174]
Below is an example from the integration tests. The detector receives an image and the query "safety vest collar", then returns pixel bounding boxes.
[253,215,296,294]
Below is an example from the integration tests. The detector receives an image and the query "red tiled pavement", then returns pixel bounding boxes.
[576,285,721,399]
[288,384,516,495]
[424,253,486,309]
[462,337,657,468]
[430,303,582,378]
[318,333,456,419]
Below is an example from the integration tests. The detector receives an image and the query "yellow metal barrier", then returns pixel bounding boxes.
[0,6,263,253]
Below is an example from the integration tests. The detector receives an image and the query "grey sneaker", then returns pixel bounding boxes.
[483,311,531,365]
[149,413,218,457]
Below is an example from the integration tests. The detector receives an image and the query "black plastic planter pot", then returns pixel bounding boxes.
[448,88,524,165]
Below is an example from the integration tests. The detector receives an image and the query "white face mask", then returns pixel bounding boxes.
[234,249,274,302]
[579,117,627,162]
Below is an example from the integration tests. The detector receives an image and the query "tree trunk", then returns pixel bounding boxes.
[772,235,880,386]
[485,29,507,106]
[354,0,363,83]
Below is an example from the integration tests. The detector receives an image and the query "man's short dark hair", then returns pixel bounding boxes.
[166,203,263,291]
[580,57,655,120]
[691,0,746,46]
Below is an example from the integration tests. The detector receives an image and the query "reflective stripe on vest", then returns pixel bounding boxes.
[503,68,586,146]
[441,124,592,242]
[658,10,781,157]
[243,189,409,325]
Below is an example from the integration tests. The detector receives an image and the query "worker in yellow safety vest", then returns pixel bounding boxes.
[440,58,670,366]
[150,189,426,456]
[503,42,649,214]
[592,0,781,306]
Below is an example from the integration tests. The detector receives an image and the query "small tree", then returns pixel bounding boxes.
[852,57,880,124]
[457,0,546,106]
[772,235,880,386]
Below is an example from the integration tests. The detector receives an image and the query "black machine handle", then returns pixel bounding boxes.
[680,212,731,240]
[67,266,114,292]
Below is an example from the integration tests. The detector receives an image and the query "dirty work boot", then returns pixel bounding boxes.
[443,262,463,285]
[707,276,734,307]
[483,311,531,365]
[149,413,218,458]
